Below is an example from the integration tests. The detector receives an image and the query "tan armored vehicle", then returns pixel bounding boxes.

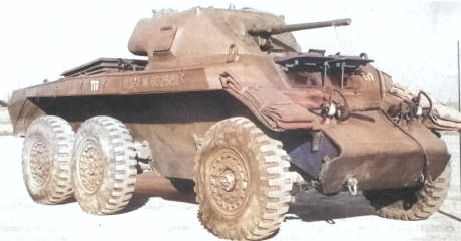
[8,7,458,241]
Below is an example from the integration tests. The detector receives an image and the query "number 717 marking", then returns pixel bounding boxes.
[90,80,99,91]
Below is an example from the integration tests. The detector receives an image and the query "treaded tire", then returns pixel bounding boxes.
[72,116,137,215]
[194,117,293,241]
[364,162,451,220]
[22,116,74,204]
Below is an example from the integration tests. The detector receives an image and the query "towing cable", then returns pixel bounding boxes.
[438,209,461,222]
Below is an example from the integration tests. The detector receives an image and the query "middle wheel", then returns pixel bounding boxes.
[72,116,137,215]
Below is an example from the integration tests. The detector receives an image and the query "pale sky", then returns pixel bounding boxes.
[1,0,460,103]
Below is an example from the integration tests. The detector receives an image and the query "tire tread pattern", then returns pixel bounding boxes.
[22,116,74,204]
[73,116,137,215]
[365,163,451,221]
[194,117,293,241]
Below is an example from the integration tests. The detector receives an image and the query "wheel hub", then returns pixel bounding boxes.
[219,169,236,192]
[29,141,51,186]
[209,148,249,214]
[77,140,105,193]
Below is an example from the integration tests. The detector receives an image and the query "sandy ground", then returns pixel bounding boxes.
[0,132,460,241]
[0,107,12,135]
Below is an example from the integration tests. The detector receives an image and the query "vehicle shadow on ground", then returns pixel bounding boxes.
[288,190,376,222]
[126,172,377,222]
[123,172,196,213]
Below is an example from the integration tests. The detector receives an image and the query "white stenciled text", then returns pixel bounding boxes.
[90,80,100,91]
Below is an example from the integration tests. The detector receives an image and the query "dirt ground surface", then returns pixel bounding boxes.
[1,132,460,241]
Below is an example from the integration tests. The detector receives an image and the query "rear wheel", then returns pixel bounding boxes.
[22,116,74,204]
[72,116,137,214]
[194,118,293,240]
[364,162,450,220]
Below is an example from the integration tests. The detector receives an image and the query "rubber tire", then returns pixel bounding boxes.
[194,117,293,241]
[22,116,74,204]
[72,116,137,215]
[364,162,451,220]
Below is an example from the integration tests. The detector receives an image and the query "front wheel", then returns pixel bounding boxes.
[194,118,293,240]
[72,116,137,214]
[364,162,451,220]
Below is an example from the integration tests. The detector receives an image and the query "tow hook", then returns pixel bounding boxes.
[345,177,358,196]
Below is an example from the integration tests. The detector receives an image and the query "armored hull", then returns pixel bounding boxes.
[8,7,454,241]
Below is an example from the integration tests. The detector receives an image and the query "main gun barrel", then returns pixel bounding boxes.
[249,18,351,36]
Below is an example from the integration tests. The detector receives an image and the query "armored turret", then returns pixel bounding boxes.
[128,8,350,69]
